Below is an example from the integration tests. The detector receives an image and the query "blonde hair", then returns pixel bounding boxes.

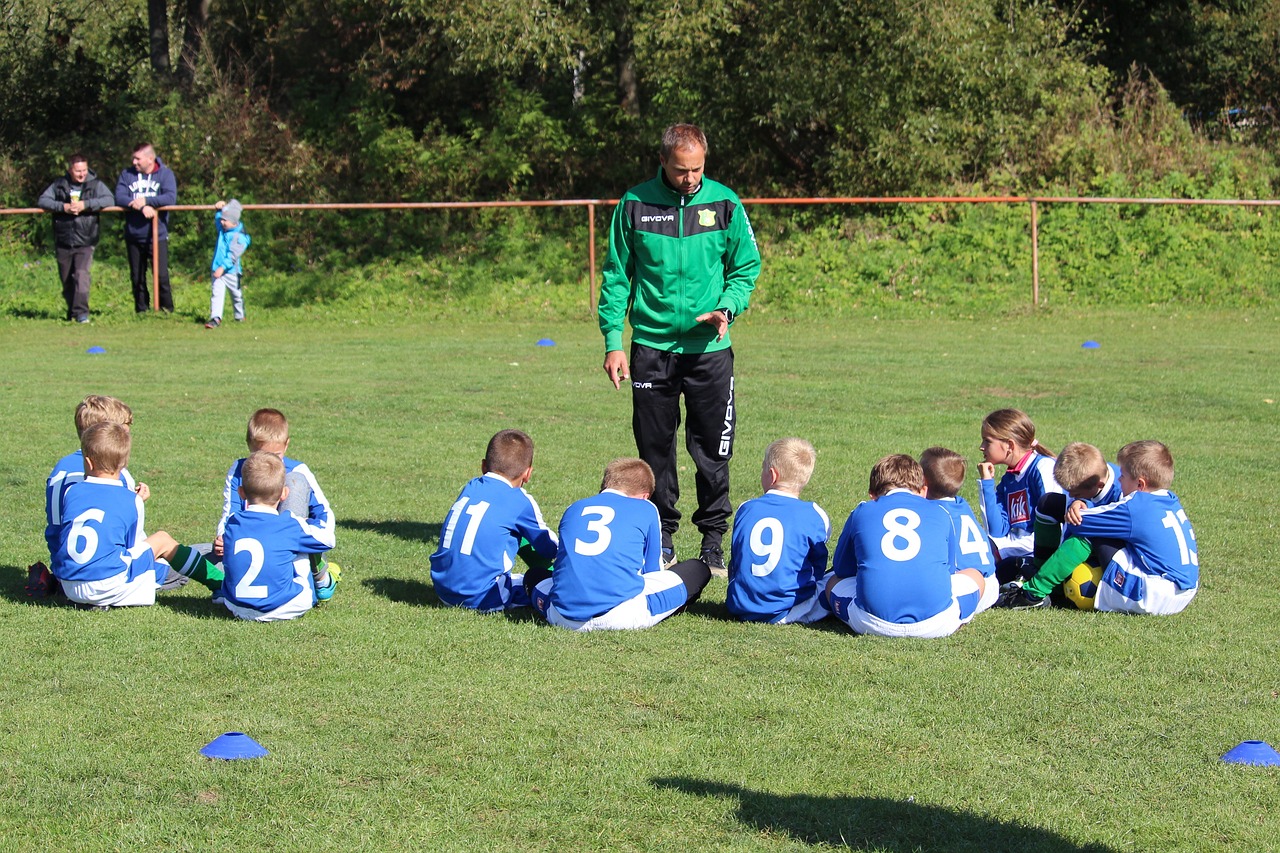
[246,408,290,450]
[919,447,965,498]
[241,450,286,505]
[485,429,535,480]
[601,458,655,496]
[869,454,924,498]
[1117,440,1175,490]
[982,408,1055,458]
[1054,443,1109,493]
[75,395,133,437]
[764,437,816,492]
[81,421,131,473]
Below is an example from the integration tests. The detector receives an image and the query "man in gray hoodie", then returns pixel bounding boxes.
[37,154,116,323]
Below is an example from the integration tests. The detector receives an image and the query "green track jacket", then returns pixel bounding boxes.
[599,170,761,354]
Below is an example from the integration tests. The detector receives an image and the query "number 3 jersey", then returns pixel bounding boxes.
[1065,489,1199,591]
[220,505,335,614]
[832,489,959,624]
[429,473,558,609]
[550,489,662,621]
[726,491,830,622]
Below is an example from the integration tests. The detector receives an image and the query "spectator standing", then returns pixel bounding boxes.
[36,153,115,323]
[114,142,178,313]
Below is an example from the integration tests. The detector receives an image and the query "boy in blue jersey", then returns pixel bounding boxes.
[999,441,1198,614]
[216,451,336,621]
[725,438,831,624]
[528,458,712,631]
[920,447,997,615]
[430,429,558,612]
[824,455,987,638]
[1030,442,1123,570]
[214,408,340,600]
[32,395,189,598]
[204,199,251,328]
[51,422,222,608]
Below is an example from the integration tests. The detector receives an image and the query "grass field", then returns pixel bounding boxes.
[1,305,1278,851]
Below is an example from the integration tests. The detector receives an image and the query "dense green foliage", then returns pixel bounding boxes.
[1,310,1278,850]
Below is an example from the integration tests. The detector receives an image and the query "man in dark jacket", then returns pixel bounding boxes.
[37,154,116,323]
[114,142,178,313]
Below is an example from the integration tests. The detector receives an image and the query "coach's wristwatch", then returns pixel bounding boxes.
[719,307,734,323]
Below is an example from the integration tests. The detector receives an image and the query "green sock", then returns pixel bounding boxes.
[1023,536,1093,599]
[309,553,330,585]
[1032,515,1063,569]
[518,537,554,572]
[172,544,225,592]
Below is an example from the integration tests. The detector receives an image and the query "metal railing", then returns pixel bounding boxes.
[6,195,1280,311]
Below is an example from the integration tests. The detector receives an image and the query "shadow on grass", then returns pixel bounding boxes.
[341,519,440,546]
[362,576,443,607]
[650,777,1116,852]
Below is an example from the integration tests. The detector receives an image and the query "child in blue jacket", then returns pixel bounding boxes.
[205,199,251,328]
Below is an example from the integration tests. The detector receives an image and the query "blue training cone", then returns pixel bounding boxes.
[1221,740,1280,766]
[536,338,556,346]
[201,732,269,760]
[1081,340,1100,349]
[86,346,106,354]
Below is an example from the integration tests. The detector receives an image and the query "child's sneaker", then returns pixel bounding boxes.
[316,562,342,601]
[204,317,221,329]
[995,584,1049,609]
[25,561,56,599]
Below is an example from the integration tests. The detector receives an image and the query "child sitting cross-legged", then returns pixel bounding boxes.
[725,437,832,624]
[825,454,987,638]
[215,451,337,621]
[528,458,711,631]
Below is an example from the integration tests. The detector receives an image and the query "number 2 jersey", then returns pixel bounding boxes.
[725,491,830,622]
[1065,489,1199,591]
[832,489,959,624]
[429,472,558,609]
[219,505,335,615]
[549,489,665,621]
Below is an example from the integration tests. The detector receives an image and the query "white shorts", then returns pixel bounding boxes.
[828,575,964,638]
[219,576,315,622]
[536,570,688,631]
[772,572,835,624]
[956,572,997,622]
[1095,549,1197,616]
[60,545,161,608]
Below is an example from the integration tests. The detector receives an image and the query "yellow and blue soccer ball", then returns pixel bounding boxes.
[1062,563,1103,610]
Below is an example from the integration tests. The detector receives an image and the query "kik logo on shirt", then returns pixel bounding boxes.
[1007,489,1031,525]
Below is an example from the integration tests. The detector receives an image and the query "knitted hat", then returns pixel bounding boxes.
[221,199,243,226]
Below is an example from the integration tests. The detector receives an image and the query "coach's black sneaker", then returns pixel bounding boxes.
[995,585,1049,610]
[699,544,727,578]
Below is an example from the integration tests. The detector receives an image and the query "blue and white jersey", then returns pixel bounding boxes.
[45,452,136,559]
[1066,490,1199,591]
[977,453,1062,557]
[550,489,662,621]
[932,495,995,578]
[726,491,830,622]
[219,505,334,614]
[52,477,147,582]
[429,472,558,609]
[1087,463,1123,507]
[831,489,958,624]
[217,456,332,537]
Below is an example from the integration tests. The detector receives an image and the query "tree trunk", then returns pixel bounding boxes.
[148,0,170,73]
[178,0,210,84]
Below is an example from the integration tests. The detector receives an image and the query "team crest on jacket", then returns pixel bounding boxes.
[697,208,717,227]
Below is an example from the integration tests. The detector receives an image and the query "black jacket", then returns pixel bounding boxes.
[37,169,115,249]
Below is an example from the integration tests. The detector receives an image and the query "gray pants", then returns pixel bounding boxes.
[56,246,94,321]
[210,271,244,322]
[283,472,325,580]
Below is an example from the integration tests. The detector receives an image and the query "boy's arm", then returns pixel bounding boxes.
[1064,500,1134,542]
[515,493,559,558]
[292,515,337,552]
[641,501,662,573]
[291,462,334,530]
[806,504,832,579]
[830,516,858,579]
[225,234,248,267]
[216,461,241,538]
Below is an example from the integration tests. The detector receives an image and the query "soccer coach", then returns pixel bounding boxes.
[599,123,761,574]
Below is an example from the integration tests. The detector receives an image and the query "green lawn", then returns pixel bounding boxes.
[0,307,1277,851]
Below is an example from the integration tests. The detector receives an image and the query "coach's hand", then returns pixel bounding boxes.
[696,309,730,341]
[604,350,629,390]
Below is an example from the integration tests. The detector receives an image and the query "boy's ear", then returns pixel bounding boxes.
[279,484,290,504]
[237,486,246,500]
[480,459,490,475]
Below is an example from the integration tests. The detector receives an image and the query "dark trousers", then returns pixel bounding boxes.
[126,239,172,312]
[630,343,736,545]
[55,246,94,320]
